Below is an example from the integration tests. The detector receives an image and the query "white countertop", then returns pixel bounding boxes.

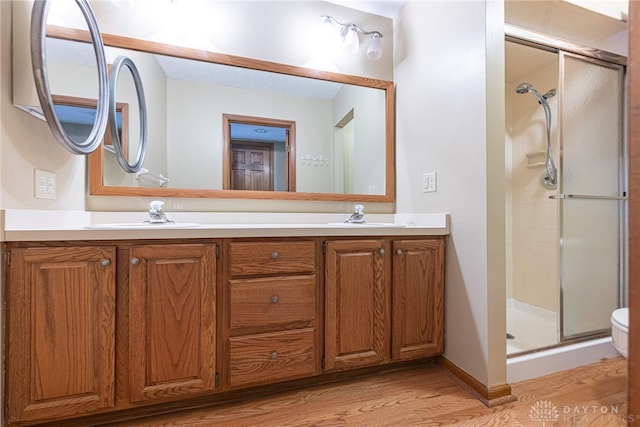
[0,210,450,242]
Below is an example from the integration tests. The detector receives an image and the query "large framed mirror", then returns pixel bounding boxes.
[46,26,395,202]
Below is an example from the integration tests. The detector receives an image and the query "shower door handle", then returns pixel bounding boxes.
[549,193,628,201]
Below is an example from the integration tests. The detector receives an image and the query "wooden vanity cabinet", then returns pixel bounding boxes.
[221,239,321,389]
[324,239,392,371]
[324,237,446,371]
[4,235,444,425]
[5,245,117,425]
[126,243,217,403]
[392,238,445,361]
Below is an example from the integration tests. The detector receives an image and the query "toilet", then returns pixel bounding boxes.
[611,307,629,358]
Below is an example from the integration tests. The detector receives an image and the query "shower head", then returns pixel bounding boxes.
[515,82,556,102]
[515,82,558,191]
[516,82,534,94]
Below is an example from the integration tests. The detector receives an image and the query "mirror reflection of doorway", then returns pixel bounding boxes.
[223,114,296,192]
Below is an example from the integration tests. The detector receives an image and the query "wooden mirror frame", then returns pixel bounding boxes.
[47,27,396,202]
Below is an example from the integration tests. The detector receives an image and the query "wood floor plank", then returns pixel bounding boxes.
[111,357,627,426]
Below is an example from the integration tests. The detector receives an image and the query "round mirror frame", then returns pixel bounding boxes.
[108,55,147,173]
[31,0,109,155]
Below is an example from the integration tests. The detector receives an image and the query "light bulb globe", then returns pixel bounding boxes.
[367,33,382,60]
[343,26,360,55]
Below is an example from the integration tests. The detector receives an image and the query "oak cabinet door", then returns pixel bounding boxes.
[392,239,445,360]
[128,244,217,402]
[6,246,116,424]
[324,240,391,371]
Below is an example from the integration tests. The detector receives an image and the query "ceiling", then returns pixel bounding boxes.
[505,0,628,51]
[327,0,405,19]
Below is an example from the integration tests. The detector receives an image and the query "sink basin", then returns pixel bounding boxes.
[84,222,201,230]
[327,222,405,228]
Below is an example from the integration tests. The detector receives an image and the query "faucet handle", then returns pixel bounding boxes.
[149,200,164,211]
[354,204,364,214]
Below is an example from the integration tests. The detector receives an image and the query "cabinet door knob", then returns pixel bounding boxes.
[270,351,278,359]
[131,258,140,265]
[100,258,111,267]
[271,252,279,259]
[271,296,279,304]
[396,249,403,256]
[379,248,385,255]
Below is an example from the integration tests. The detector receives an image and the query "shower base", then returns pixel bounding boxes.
[507,299,557,355]
[506,299,620,382]
[507,337,619,383]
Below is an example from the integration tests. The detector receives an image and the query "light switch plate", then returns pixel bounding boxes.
[35,169,56,199]
[422,171,436,193]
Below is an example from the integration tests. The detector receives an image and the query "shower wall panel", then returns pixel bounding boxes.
[506,61,559,312]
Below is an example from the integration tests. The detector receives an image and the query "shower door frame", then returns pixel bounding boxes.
[505,25,628,347]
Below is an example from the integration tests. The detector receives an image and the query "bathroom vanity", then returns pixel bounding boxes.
[1,214,447,426]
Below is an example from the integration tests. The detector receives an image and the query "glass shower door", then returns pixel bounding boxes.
[559,52,625,340]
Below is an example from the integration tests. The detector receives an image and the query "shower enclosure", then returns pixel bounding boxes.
[505,27,626,356]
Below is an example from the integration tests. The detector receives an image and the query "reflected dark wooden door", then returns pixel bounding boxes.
[231,142,273,191]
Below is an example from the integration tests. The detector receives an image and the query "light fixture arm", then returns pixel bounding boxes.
[321,15,383,39]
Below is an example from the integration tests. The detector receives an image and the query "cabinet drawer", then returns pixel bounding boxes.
[229,328,317,388]
[228,241,316,276]
[230,275,316,331]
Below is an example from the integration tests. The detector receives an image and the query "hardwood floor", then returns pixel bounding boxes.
[111,357,627,427]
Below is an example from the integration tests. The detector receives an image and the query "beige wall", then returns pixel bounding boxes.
[165,79,335,192]
[2,1,87,211]
[394,1,507,387]
[333,83,386,195]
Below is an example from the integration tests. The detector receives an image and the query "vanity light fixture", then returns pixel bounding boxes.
[320,15,383,60]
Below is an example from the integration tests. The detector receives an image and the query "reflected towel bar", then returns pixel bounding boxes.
[135,168,170,187]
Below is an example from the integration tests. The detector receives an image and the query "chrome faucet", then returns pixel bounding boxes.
[345,204,366,223]
[146,200,173,224]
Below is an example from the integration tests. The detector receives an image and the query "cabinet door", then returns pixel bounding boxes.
[392,239,445,360]
[128,244,217,402]
[324,240,390,371]
[6,246,116,424]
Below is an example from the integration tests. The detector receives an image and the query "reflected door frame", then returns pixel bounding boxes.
[222,114,296,192]
[53,94,129,156]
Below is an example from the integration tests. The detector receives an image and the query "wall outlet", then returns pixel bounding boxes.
[35,169,56,200]
[422,171,437,193]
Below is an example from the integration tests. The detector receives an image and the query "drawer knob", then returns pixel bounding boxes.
[270,351,278,359]
[131,258,140,265]
[271,251,279,259]
[271,296,279,304]
[100,258,111,267]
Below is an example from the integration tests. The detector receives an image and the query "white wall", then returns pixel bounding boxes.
[394,1,506,387]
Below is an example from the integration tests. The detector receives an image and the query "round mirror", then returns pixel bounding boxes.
[108,55,147,173]
[31,0,109,155]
